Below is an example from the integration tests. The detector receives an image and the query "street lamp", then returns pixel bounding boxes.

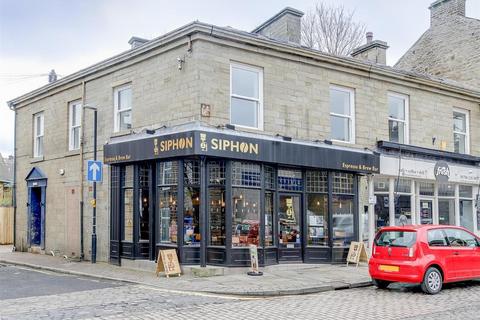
[84,104,98,263]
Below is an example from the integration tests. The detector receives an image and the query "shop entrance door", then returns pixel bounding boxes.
[278,194,303,262]
[419,199,433,225]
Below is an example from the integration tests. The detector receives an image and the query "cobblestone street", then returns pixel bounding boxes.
[1,264,480,320]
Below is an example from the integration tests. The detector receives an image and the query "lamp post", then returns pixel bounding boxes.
[84,104,98,263]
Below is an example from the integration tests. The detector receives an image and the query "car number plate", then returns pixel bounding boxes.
[379,265,399,272]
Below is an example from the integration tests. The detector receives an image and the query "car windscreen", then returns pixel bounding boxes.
[374,231,417,247]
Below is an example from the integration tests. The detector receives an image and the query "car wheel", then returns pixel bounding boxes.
[421,267,443,294]
[372,278,391,289]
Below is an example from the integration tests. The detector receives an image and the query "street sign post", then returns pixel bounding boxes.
[87,160,103,182]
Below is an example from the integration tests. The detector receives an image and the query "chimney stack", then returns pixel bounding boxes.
[48,69,57,83]
[252,7,304,44]
[128,36,149,49]
[429,0,466,27]
[351,32,389,65]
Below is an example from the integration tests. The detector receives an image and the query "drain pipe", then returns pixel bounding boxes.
[8,102,17,251]
[79,80,86,260]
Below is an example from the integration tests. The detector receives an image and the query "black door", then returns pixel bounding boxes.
[109,166,121,266]
[278,193,303,262]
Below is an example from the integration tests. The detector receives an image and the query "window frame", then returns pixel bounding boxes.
[113,83,132,133]
[453,108,470,154]
[387,92,409,144]
[68,100,82,151]
[33,112,44,158]
[229,62,264,131]
[329,85,355,144]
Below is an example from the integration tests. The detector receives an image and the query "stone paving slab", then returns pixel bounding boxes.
[0,246,372,296]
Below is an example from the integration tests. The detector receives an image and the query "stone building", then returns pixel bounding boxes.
[0,154,14,204]
[7,6,480,267]
[395,0,480,89]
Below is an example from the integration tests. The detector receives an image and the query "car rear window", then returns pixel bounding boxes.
[375,231,417,247]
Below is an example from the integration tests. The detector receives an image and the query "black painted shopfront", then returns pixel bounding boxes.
[105,128,379,266]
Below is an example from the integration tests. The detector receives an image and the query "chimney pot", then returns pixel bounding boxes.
[48,69,57,83]
[366,32,373,43]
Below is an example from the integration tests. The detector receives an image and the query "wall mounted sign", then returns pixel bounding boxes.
[434,161,450,182]
[104,130,380,174]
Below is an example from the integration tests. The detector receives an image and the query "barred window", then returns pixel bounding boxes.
[394,178,411,193]
[278,169,303,191]
[264,166,275,190]
[333,172,353,194]
[232,162,261,187]
[158,161,178,185]
[438,183,455,197]
[209,161,226,185]
[184,160,200,185]
[306,171,328,193]
[419,182,434,196]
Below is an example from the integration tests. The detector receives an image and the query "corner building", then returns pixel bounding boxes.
[8,5,480,267]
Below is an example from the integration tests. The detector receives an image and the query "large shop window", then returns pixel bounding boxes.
[184,160,201,246]
[438,183,455,226]
[330,86,355,143]
[209,161,226,246]
[157,161,178,244]
[394,178,412,225]
[114,84,132,132]
[332,173,354,247]
[230,63,263,129]
[232,162,261,247]
[453,109,469,154]
[264,166,275,247]
[122,166,134,241]
[138,165,150,241]
[374,177,389,229]
[306,171,328,246]
[459,185,474,231]
[388,93,409,144]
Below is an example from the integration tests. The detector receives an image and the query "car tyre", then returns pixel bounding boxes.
[372,278,391,289]
[421,267,443,294]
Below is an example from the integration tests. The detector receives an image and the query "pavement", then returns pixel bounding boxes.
[0,245,372,296]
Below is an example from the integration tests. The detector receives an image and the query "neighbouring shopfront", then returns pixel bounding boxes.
[104,125,379,266]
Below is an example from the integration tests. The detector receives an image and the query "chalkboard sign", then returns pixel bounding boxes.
[156,249,181,278]
[346,241,369,267]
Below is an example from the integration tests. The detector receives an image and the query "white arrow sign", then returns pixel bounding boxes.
[90,162,100,181]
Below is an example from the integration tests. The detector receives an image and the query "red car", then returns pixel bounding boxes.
[369,225,480,294]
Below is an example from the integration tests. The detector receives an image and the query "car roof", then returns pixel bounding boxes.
[378,225,470,232]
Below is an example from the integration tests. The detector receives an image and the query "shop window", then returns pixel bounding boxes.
[264,166,275,190]
[453,109,469,154]
[209,188,225,246]
[459,185,472,198]
[113,84,132,132]
[278,169,303,192]
[330,85,355,143]
[374,177,389,193]
[388,93,409,144]
[419,182,434,196]
[232,188,260,247]
[307,194,328,246]
[209,161,226,185]
[438,198,455,226]
[122,166,134,241]
[157,187,178,243]
[184,186,200,245]
[420,199,433,225]
[230,63,263,129]
[333,172,353,194]
[232,162,261,187]
[375,195,390,230]
[33,112,44,158]
[394,178,411,193]
[306,171,328,193]
[278,194,301,248]
[395,195,412,226]
[265,191,274,247]
[438,183,455,197]
[158,161,178,185]
[460,200,474,231]
[68,100,82,151]
[138,165,150,241]
[184,160,200,185]
[332,195,354,247]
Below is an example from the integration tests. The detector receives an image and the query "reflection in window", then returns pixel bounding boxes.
[158,187,177,243]
[330,86,354,142]
[460,200,473,231]
[395,195,412,226]
[138,165,150,241]
[419,182,434,196]
[307,194,328,246]
[375,195,389,230]
[332,195,354,247]
[333,172,353,194]
[232,188,260,247]
[438,183,455,197]
[278,169,303,191]
[394,178,411,193]
[232,162,261,187]
[388,93,408,144]
[278,195,301,247]
[209,188,225,246]
[184,187,200,245]
[453,110,468,154]
[122,166,134,241]
[438,199,455,226]
[265,191,274,247]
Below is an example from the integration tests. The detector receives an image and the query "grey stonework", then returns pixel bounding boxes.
[252,7,304,44]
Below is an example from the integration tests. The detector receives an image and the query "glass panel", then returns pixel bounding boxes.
[459,185,472,198]
[374,178,389,193]
[395,195,412,225]
[375,195,390,230]
[438,183,455,197]
[419,182,434,196]
[453,111,466,133]
[330,115,350,142]
[278,169,302,191]
[454,133,466,153]
[231,162,261,187]
[184,160,200,185]
[438,198,455,225]
[118,87,132,110]
[232,188,260,247]
[158,161,178,185]
[184,187,200,245]
[123,166,134,187]
[231,97,258,128]
[388,120,405,144]
[333,172,354,194]
[394,178,411,193]
[123,188,133,241]
[388,95,405,120]
[460,200,474,231]
[332,195,354,247]
[232,66,259,98]
[36,136,43,157]
[119,110,132,130]
[157,187,177,243]
[208,161,225,185]
[445,228,477,247]
[375,231,416,247]
[264,166,275,190]
[428,229,448,247]
[305,171,328,193]
[420,200,433,224]
[330,88,351,115]
[209,188,225,246]
[278,195,301,247]
[72,127,80,150]
[307,194,328,246]
[138,166,150,241]
[265,191,274,246]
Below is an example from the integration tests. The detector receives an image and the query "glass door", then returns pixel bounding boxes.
[278,194,302,261]
[419,199,433,224]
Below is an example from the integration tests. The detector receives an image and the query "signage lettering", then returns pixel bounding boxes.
[157,137,193,153]
[434,161,450,182]
[211,138,259,155]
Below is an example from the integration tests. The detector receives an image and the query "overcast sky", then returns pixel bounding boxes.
[1,0,479,157]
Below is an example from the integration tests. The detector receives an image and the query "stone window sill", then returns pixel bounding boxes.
[30,156,44,163]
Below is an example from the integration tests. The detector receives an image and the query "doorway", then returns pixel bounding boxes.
[419,199,433,224]
[278,194,302,262]
[28,186,45,248]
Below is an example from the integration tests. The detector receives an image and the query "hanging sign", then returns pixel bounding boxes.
[346,241,369,267]
[156,249,181,278]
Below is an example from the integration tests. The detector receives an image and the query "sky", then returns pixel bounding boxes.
[1,0,479,157]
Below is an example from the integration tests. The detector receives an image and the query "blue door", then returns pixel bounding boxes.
[30,187,42,246]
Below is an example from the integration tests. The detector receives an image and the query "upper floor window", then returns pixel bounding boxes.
[68,100,82,150]
[114,84,132,132]
[388,93,409,144]
[33,112,44,157]
[230,63,263,130]
[453,109,469,154]
[330,85,355,143]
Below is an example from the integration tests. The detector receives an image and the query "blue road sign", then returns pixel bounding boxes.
[87,160,103,182]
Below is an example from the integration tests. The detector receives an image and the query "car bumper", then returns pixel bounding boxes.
[369,258,424,283]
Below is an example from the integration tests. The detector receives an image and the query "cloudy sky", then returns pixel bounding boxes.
[1,0,479,157]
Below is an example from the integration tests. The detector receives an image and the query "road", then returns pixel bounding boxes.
[1,263,479,320]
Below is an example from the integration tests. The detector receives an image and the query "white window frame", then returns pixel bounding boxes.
[68,100,82,151]
[387,92,409,144]
[113,84,132,133]
[229,62,264,130]
[329,85,355,144]
[453,108,470,154]
[33,112,44,158]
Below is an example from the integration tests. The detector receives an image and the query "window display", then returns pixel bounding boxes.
[307,194,328,246]
[278,195,301,248]
[265,191,274,246]
[375,195,389,230]
[232,188,260,247]
[332,195,354,247]
[158,187,177,243]
[122,166,134,241]
[209,188,225,246]
[184,187,200,245]
[138,165,150,241]
[420,199,433,224]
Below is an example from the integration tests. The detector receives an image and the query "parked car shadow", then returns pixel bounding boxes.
[382,280,480,293]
